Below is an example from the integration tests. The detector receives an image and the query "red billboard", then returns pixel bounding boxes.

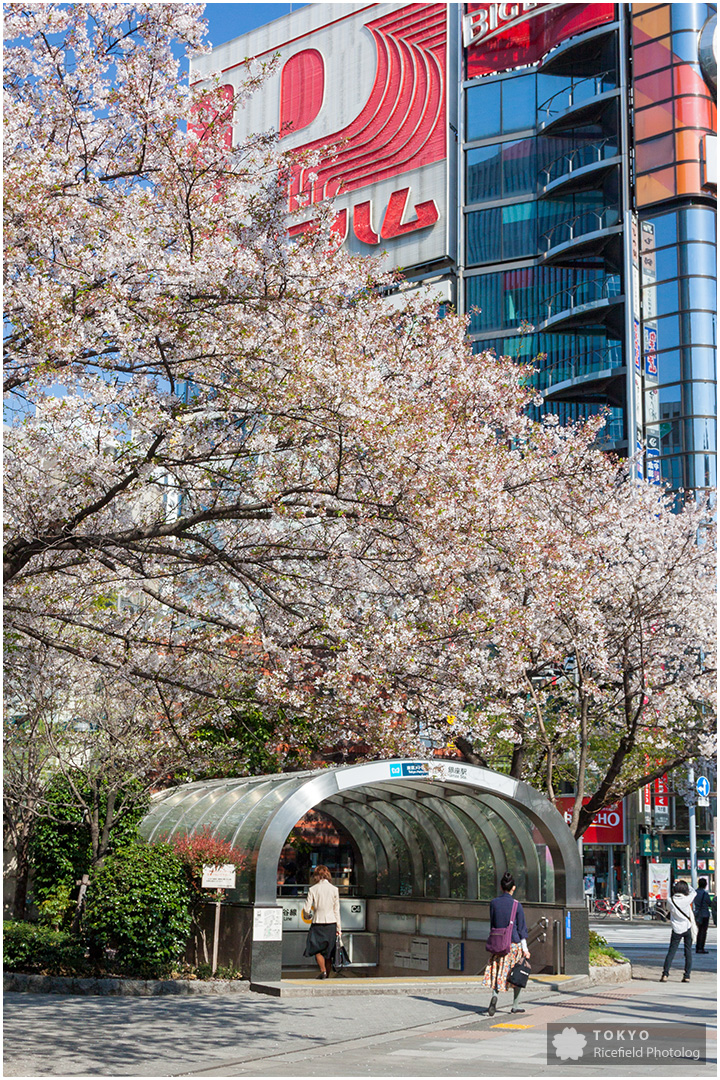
[465,2,615,77]
[557,797,625,844]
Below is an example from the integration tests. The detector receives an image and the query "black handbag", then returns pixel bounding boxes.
[507,959,531,988]
[332,938,351,972]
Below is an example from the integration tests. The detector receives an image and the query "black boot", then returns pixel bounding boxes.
[487,994,498,1016]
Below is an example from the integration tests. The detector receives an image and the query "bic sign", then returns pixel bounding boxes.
[289,188,439,245]
[557,797,625,845]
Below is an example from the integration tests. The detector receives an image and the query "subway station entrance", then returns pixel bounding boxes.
[140,759,588,986]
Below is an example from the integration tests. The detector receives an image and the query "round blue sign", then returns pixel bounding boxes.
[696,775,711,798]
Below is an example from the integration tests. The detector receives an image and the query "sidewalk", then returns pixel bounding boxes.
[4,965,716,1077]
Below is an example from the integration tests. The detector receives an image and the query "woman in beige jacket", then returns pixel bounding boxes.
[302,865,341,978]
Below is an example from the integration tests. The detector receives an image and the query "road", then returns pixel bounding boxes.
[4,925,716,1078]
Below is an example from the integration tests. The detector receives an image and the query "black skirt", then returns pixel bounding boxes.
[303,922,337,958]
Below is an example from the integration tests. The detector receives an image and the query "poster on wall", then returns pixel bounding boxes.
[648,862,671,902]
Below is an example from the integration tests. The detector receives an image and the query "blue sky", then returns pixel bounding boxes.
[203,3,308,48]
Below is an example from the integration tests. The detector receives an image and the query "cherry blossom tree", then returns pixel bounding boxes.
[4,4,715,840]
[419,447,716,836]
[2,3,539,744]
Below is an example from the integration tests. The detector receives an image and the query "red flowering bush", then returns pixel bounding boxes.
[165,828,245,894]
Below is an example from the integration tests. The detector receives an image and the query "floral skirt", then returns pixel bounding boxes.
[482,942,524,993]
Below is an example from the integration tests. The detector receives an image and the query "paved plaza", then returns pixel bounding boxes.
[3,924,716,1078]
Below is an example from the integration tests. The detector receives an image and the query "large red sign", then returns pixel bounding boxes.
[557,797,625,845]
[465,2,615,77]
[286,4,447,210]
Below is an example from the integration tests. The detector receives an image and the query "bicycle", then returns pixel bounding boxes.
[592,895,631,919]
[648,900,670,922]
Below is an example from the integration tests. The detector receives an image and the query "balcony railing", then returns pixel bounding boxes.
[540,207,620,253]
[595,415,626,445]
[539,138,619,188]
[533,345,624,392]
[542,274,622,322]
[537,71,618,126]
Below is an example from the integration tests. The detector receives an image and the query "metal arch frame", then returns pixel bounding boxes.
[372,786,452,896]
[353,790,429,896]
[142,778,252,843]
[336,792,409,895]
[253,763,582,906]
[319,802,381,894]
[140,760,583,907]
[454,792,543,902]
[323,795,393,893]
[416,797,484,899]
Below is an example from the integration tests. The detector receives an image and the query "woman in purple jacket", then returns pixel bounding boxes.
[483,872,531,1016]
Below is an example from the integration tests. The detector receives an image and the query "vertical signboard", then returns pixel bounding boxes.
[653,774,670,828]
[631,214,644,476]
[641,220,661,484]
[641,783,653,827]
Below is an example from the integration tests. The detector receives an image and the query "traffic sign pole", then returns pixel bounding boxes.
[688,765,697,889]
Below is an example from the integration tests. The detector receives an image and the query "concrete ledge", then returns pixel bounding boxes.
[4,972,251,997]
[249,974,594,997]
[588,962,632,984]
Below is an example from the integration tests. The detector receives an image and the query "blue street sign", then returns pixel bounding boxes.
[696,776,710,799]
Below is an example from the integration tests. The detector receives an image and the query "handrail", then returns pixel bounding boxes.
[542,274,622,320]
[540,207,620,252]
[537,70,617,124]
[539,138,619,187]
[534,346,623,390]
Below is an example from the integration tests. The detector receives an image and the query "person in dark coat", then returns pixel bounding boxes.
[482,871,531,1016]
[693,878,711,954]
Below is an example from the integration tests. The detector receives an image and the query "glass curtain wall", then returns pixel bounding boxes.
[463,26,626,445]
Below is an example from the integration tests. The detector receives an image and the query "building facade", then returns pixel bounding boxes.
[193,3,717,895]
[194,0,717,494]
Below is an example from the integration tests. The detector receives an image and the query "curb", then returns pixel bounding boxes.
[588,963,633,984]
[249,973,597,998]
[5,966,632,998]
[4,972,251,997]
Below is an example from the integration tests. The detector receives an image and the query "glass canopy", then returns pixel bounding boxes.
[139,760,583,906]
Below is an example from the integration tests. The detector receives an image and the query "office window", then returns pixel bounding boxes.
[466,81,501,141]
[679,275,716,312]
[678,242,716,279]
[466,144,502,202]
[502,75,536,132]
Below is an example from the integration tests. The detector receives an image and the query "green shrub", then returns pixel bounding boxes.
[30,774,149,918]
[3,920,88,974]
[83,841,191,978]
[36,881,75,930]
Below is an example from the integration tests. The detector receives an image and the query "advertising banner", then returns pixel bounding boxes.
[557,798,625,845]
[464,2,614,76]
[648,862,671,902]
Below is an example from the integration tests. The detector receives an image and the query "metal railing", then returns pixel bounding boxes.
[533,345,624,391]
[542,274,622,322]
[540,207,620,253]
[539,138,619,187]
[595,416,626,445]
[537,70,618,125]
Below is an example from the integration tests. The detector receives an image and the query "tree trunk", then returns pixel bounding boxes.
[453,736,488,767]
[12,847,30,919]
